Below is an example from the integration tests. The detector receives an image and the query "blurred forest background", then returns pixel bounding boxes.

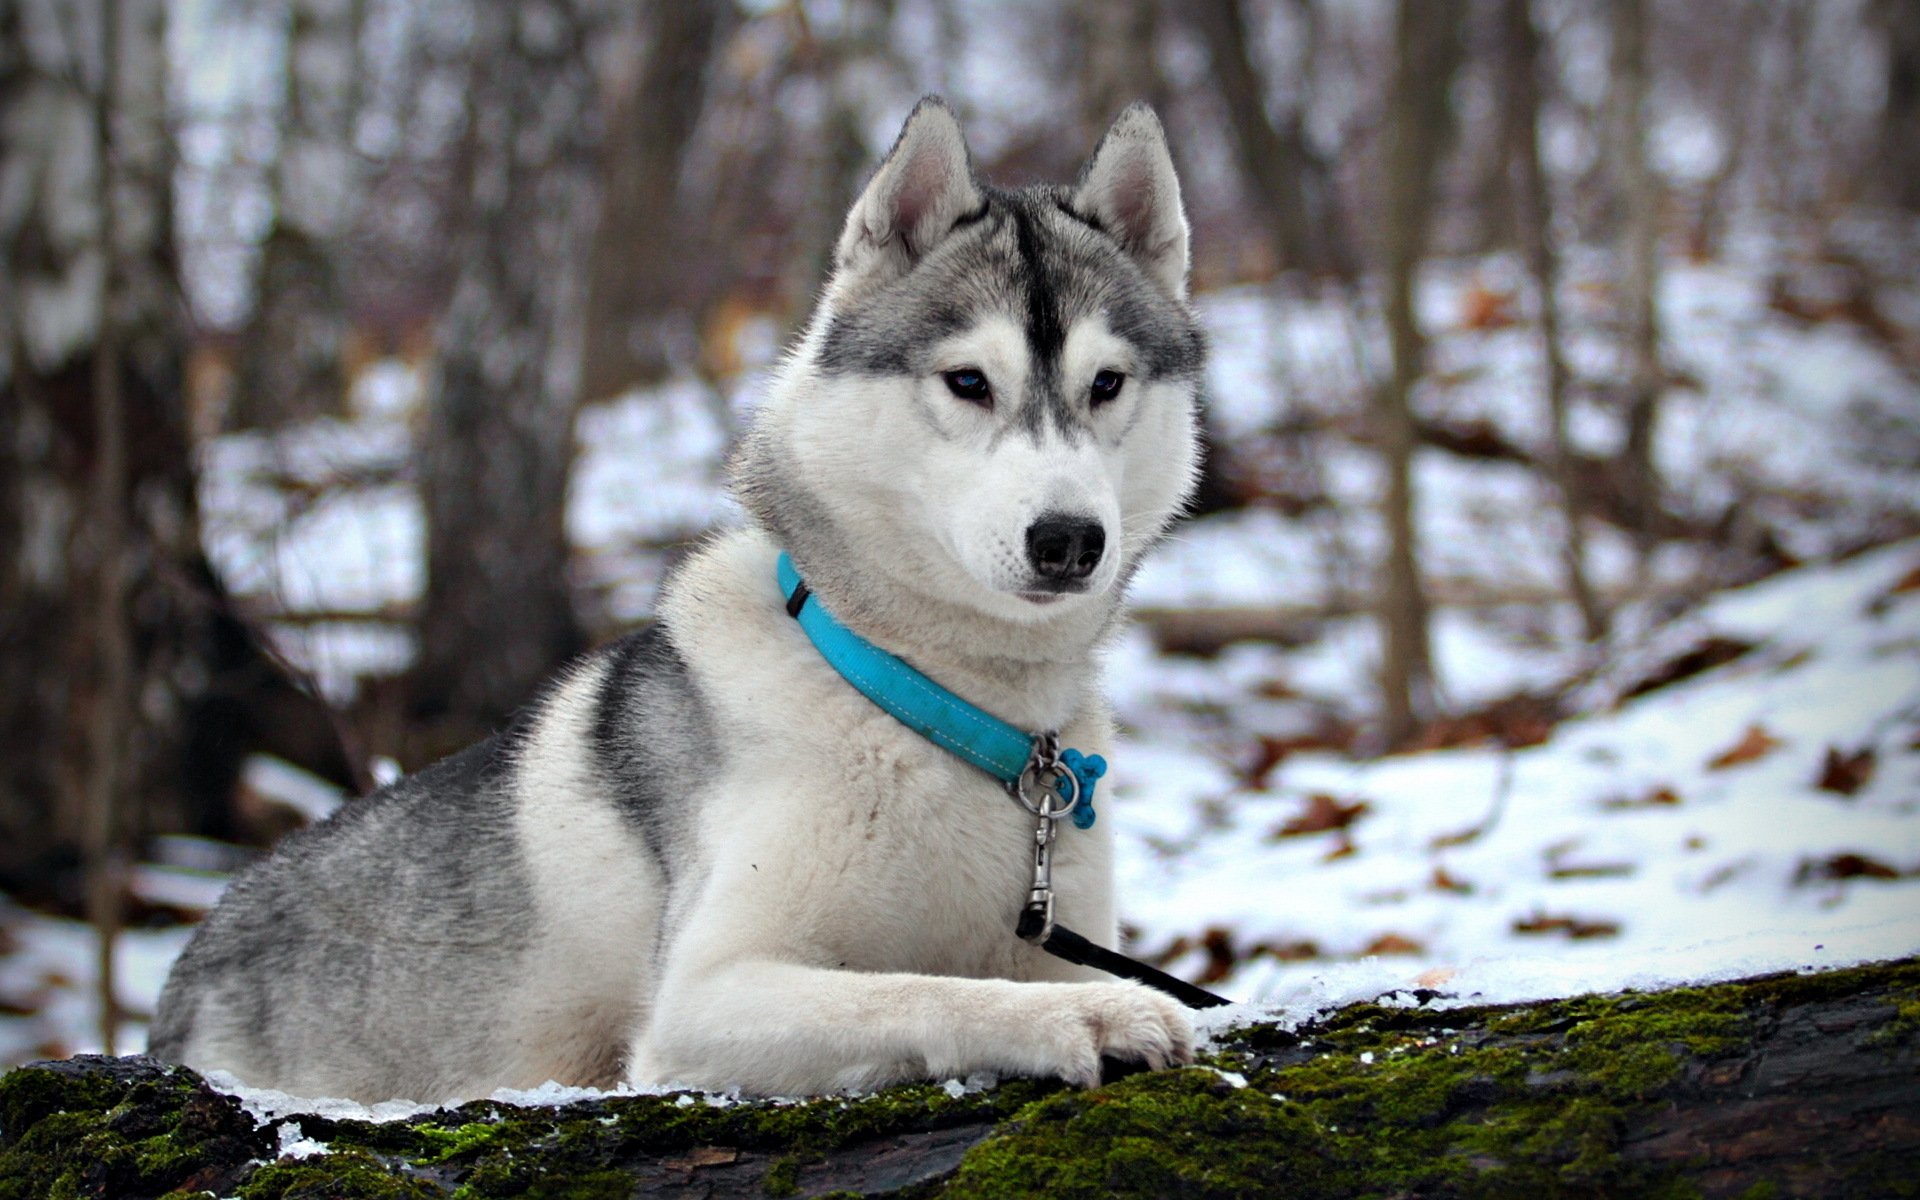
[3,0,1919,1063]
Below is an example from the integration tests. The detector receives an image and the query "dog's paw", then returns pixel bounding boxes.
[1047,982,1195,1088]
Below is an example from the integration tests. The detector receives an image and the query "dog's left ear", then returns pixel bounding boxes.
[1072,104,1190,300]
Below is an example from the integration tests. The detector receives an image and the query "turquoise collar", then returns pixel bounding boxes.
[777,552,1104,829]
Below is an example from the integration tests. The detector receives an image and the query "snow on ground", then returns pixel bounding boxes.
[1107,540,1920,1004]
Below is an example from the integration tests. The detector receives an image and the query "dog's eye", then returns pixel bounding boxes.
[1090,370,1125,406]
[942,369,992,407]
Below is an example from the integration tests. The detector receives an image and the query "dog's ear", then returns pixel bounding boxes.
[835,96,983,288]
[1072,104,1190,300]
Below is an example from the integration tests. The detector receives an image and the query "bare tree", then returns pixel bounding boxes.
[1371,0,1466,748]
[1872,0,1920,210]
[1,0,353,1044]
[1185,0,1353,278]
[230,0,366,428]
[1074,0,1165,147]
[1608,0,1665,576]
[410,2,605,737]
[577,1,730,403]
[1502,0,1607,642]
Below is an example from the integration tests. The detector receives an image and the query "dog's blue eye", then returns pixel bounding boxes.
[1090,370,1125,405]
[943,369,991,406]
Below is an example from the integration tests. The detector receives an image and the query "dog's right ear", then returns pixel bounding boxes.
[835,96,983,289]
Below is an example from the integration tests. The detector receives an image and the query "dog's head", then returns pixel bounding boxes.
[739,97,1204,637]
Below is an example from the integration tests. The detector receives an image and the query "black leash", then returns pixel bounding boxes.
[1019,910,1231,1008]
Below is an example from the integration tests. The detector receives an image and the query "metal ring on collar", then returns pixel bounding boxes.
[1011,759,1080,820]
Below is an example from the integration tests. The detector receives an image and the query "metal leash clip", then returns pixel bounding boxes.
[1016,812,1059,944]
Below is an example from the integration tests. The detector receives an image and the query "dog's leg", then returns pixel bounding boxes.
[633,960,1194,1095]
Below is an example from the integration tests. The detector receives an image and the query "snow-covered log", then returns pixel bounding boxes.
[2,957,1913,1198]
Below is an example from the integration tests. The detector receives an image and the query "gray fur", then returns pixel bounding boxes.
[150,735,542,1095]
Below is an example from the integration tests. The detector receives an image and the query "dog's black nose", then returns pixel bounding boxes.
[1026,516,1106,581]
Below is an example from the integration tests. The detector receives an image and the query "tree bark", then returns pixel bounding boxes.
[1370,0,1464,748]
[1074,0,1166,148]
[577,1,729,403]
[6,958,1915,1197]
[228,0,365,429]
[1185,0,1354,279]
[1502,0,1608,643]
[0,0,353,914]
[1608,0,1665,577]
[410,2,604,738]
[1873,0,1920,211]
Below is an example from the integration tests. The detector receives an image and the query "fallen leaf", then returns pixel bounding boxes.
[1196,926,1239,985]
[1621,637,1755,701]
[1601,784,1682,810]
[1888,564,1920,595]
[1430,865,1474,894]
[1815,745,1876,796]
[1405,692,1561,752]
[1251,939,1322,964]
[1272,793,1371,838]
[1363,933,1425,956]
[1415,966,1458,988]
[1512,912,1621,939]
[1548,861,1636,880]
[1796,853,1905,883]
[1707,723,1783,771]
[1460,281,1517,331]
[1322,834,1358,862]
[1429,825,1482,850]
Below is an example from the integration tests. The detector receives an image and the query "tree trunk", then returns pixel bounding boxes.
[1185,0,1353,279]
[1873,0,1920,211]
[1502,0,1607,643]
[410,3,604,739]
[7,957,1915,1196]
[577,1,729,403]
[1370,0,1464,749]
[1074,0,1165,148]
[228,0,365,429]
[1608,0,1665,577]
[0,0,354,918]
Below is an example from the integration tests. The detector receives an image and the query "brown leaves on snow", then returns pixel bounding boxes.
[1512,912,1622,939]
[1795,853,1910,883]
[1707,723,1783,770]
[1271,793,1371,840]
[1815,745,1877,795]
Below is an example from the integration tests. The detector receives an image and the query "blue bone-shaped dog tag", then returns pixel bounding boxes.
[1057,748,1106,829]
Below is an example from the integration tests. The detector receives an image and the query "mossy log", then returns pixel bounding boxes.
[3,958,1915,1199]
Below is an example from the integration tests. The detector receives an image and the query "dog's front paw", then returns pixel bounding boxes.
[1047,982,1195,1088]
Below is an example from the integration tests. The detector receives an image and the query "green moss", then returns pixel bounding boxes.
[762,1152,802,1196]
[1866,988,1920,1049]
[945,1069,1357,1199]
[238,1147,445,1199]
[409,1121,508,1165]
[0,1061,267,1200]
[3,959,1913,1198]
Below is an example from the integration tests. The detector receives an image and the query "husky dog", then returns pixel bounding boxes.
[152,97,1207,1101]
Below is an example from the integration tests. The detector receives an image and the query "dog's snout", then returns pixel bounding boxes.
[1026,516,1106,581]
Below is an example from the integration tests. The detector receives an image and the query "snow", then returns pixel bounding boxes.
[1108,540,1920,1003]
